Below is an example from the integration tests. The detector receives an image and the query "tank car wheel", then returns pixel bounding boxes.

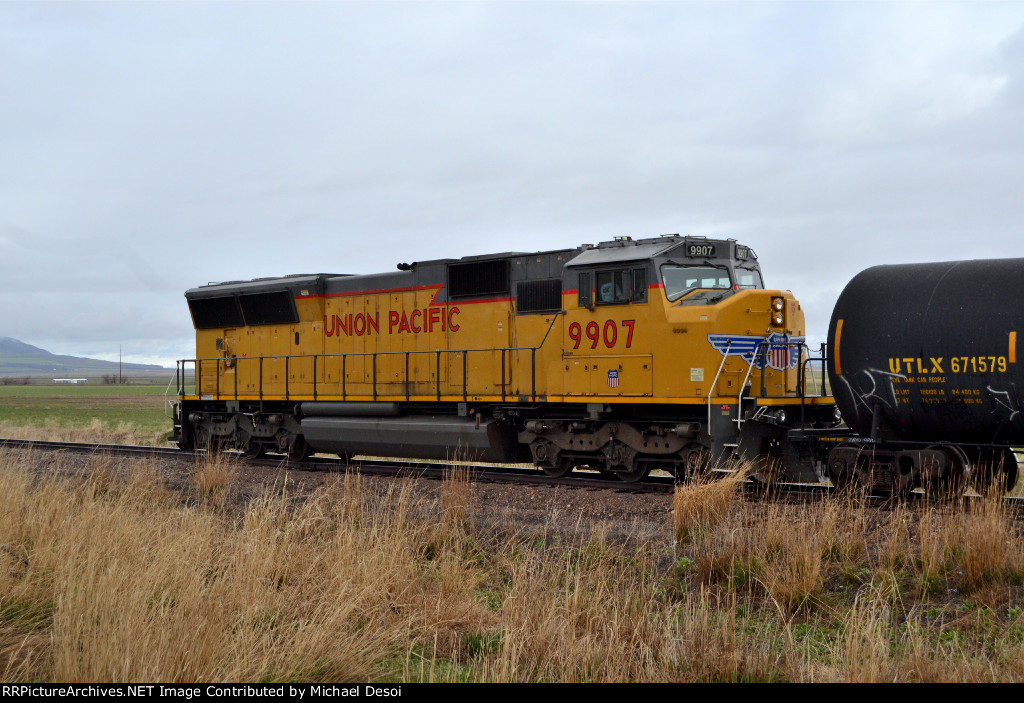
[923,446,968,500]
[1005,451,1021,493]
[827,444,870,492]
[287,435,311,462]
[969,448,1020,496]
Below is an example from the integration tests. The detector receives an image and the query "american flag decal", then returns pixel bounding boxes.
[607,370,619,388]
[767,341,790,370]
[707,332,804,371]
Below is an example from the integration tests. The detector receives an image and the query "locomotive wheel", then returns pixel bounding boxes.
[612,462,651,483]
[542,458,575,479]
[603,441,647,482]
[177,431,194,451]
[236,429,265,459]
[613,467,650,483]
[674,443,711,481]
[287,435,311,462]
[193,426,215,452]
[244,441,265,459]
[575,463,618,480]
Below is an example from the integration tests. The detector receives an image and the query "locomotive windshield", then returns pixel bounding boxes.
[736,267,763,289]
[662,265,732,302]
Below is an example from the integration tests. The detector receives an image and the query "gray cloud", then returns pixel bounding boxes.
[2,2,1024,365]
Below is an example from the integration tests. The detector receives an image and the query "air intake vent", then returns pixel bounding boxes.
[188,296,244,330]
[448,260,510,298]
[516,279,563,314]
[239,290,299,326]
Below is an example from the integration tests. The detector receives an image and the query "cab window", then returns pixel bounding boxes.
[595,267,647,305]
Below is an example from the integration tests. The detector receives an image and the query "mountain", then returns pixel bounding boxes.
[0,337,170,376]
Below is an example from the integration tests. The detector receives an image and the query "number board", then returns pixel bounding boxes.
[686,244,717,258]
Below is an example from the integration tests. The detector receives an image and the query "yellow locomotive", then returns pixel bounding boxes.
[174,234,837,481]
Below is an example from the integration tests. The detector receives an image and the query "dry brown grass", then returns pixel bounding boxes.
[914,496,1024,596]
[3,448,1024,682]
[0,419,163,446]
[673,469,746,543]
[440,465,474,533]
[191,451,239,508]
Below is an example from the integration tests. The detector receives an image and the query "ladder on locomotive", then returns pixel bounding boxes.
[706,334,818,449]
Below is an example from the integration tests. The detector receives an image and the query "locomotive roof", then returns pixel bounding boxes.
[186,273,334,299]
[565,240,680,267]
[565,235,744,267]
[185,234,754,299]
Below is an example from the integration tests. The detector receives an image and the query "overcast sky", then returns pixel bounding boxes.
[2,1,1023,368]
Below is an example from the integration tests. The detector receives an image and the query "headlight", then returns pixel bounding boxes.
[771,297,785,327]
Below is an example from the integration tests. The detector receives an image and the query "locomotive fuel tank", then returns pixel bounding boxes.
[828,258,1024,445]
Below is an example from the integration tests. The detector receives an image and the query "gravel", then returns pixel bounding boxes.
[4,447,678,546]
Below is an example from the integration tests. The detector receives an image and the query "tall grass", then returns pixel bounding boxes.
[0,419,163,446]
[2,449,1024,682]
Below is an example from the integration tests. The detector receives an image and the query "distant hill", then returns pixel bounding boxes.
[0,337,170,377]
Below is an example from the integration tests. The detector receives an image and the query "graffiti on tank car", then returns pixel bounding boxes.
[324,307,461,338]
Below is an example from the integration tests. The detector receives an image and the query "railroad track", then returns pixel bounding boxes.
[0,437,677,494]
[2,438,1019,508]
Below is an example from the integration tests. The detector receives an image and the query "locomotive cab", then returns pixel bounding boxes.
[546,235,836,481]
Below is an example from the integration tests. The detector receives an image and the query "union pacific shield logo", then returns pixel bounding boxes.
[707,332,804,371]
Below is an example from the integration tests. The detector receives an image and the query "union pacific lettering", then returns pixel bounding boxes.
[324,308,461,338]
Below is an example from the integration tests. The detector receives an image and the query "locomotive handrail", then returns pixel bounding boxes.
[178,313,565,405]
[799,346,830,429]
[707,340,732,439]
[704,335,819,439]
[736,339,763,432]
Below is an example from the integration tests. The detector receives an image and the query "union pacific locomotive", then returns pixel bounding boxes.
[173,235,838,483]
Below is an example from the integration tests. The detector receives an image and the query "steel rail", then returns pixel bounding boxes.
[1,438,1020,505]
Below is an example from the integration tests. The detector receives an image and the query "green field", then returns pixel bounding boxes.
[0,384,172,440]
